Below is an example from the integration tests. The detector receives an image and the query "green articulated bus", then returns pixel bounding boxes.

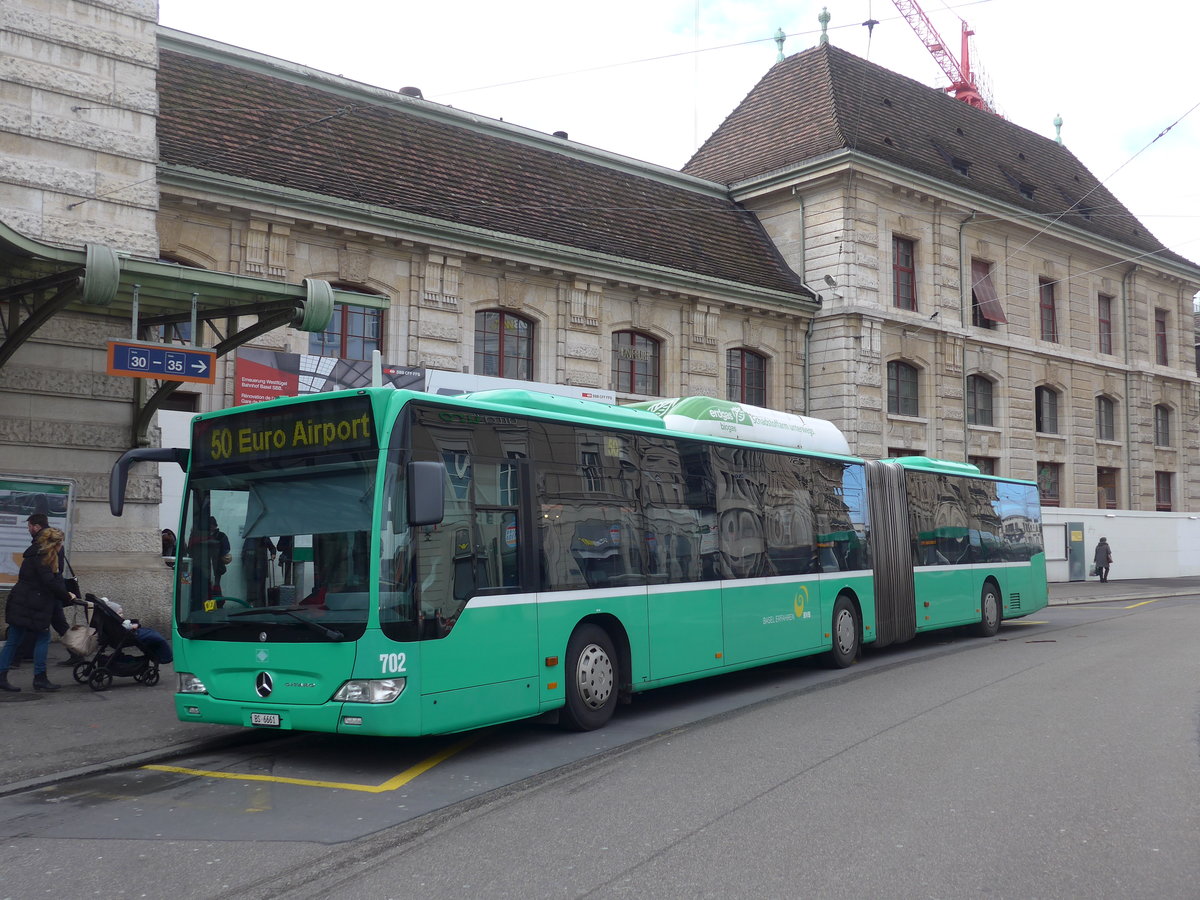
[110,387,1047,735]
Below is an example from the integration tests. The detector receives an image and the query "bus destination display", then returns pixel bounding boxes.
[192,397,376,468]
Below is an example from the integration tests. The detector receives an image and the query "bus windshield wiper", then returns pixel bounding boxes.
[182,622,237,639]
[228,605,346,641]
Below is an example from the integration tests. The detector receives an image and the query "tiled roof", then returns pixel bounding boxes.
[684,44,1193,269]
[156,49,811,299]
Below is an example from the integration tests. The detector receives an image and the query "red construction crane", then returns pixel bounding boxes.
[890,1,994,113]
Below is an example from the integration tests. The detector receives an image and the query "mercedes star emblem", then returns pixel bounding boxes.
[256,671,273,698]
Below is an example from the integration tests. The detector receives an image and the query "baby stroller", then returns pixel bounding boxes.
[71,594,169,692]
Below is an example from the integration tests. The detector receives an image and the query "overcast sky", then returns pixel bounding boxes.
[158,0,1200,268]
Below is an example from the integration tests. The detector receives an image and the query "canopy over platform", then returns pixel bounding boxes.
[0,218,386,442]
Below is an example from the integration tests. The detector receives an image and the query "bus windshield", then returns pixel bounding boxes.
[177,456,376,641]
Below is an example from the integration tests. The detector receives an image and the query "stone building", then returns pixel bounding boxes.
[685,43,1200,514]
[154,31,1199,514]
[1,2,387,625]
[151,31,818,417]
[2,2,1198,626]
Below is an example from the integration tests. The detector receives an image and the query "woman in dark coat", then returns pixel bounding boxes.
[0,527,75,692]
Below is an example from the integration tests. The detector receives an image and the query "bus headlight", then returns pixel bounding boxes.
[178,672,208,694]
[333,678,406,703]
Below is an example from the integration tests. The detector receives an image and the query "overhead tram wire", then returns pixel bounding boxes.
[965,94,1200,287]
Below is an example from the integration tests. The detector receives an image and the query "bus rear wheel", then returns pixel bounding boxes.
[825,594,859,668]
[560,623,618,731]
[974,583,1001,637]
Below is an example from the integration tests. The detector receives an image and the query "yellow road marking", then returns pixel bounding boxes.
[1125,598,1165,609]
[1002,620,1046,626]
[143,734,479,793]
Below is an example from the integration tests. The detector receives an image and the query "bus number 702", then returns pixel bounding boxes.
[379,653,407,674]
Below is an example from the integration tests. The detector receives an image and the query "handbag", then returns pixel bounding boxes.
[62,554,81,599]
[61,602,98,658]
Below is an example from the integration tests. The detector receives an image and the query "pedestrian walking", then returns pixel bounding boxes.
[0,526,76,692]
[14,513,83,667]
[1093,536,1113,583]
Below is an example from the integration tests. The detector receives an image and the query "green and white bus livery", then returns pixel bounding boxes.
[111,387,1047,735]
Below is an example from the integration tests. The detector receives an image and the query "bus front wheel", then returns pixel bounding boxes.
[974,583,1001,637]
[560,623,618,731]
[825,594,859,668]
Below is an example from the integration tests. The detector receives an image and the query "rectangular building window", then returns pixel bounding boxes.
[968,456,997,475]
[1154,405,1171,447]
[893,237,917,311]
[727,349,767,407]
[613,331,661,396]
[966,375,994,426]
[1097,294,1113,355]
[475,311,533,380]
[1095,396,1115,441]
[887,361,920,416]
[1154,309,1169,365]
[1155,472,1173,512]
[1039,279,1058,342]
[970,260,1007,328]
[1037,462,1061,507]
[1097,467,1118,509]
[1035,386,1059,434]
[308,303,382,361]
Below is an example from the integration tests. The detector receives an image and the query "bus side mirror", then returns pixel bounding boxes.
[110,447,189,516]
[407,461,445,526]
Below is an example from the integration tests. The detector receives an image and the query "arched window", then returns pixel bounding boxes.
[887,361,919,416]
[1154,404,1172,446]
[966,375,994,426]
[1035,386,1059,434]
[612,331,660,395]
[727,349,766,406]
[308,282,385,361]
[475,310,533,380]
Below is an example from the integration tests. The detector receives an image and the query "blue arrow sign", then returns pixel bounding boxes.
[107,340,217,384]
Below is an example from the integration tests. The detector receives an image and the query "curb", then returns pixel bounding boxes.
[1048,590,1198,607]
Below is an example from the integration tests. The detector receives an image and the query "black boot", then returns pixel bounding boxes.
[0,672,19,692]
[32,673,60,692]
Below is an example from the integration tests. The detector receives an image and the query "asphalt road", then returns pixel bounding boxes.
[1,593,1196,899]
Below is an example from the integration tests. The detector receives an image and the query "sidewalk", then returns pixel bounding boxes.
[2,575,1198,797]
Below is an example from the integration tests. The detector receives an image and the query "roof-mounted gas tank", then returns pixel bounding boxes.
[628,397,850,455]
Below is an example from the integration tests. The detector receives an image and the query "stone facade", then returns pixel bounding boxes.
[741,168,1200,510]
[0,0,167,626]
[156,203,811,413]
[2,5,1199,643]
[0,0,159,253]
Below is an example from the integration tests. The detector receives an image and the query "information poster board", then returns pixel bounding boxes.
[0,477,73,590]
